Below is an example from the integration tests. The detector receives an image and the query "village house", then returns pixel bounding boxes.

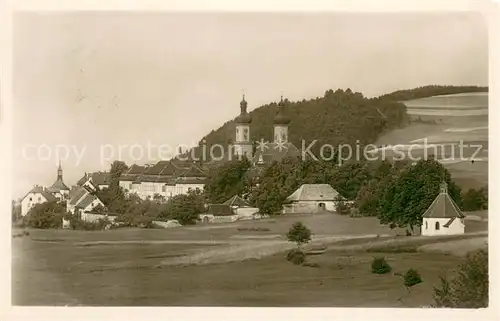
[77,171,111,190]
[66,184,106,215]
[199,204,239,224]
[282,184,340,214]
[20,162,70,216]
[199,195,260,223]
[421,182,465,236]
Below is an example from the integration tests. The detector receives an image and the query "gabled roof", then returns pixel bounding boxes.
[49,179,70,192]
[206,204,235,216]
[285,184,340,202]
[125,164,146,175]
[178,165,208,178]
[143,161,170,175]
[223,195,250,207]
[422,183,465,219]
[77,172,111,186]
[75,194,100,210]
[68,186,89,205]
[251,142,301,166]
[23,186,57,202]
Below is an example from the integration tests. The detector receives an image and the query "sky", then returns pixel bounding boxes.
[12,11,488,199]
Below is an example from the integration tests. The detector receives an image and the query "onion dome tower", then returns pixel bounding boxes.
[274,95,291,143]
[234,94,253,159]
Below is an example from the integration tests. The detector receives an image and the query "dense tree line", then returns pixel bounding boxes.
[461,187,488,211]
[196,88,408,158]
[193,86,487,160]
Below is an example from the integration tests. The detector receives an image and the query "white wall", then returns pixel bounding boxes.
[80,198,105,213]
[273,125,288,143]
[81,213,116,223]
[21,192,49,216]
[421,217,465,236]
[283,200,335,214]
[235,207,259,219]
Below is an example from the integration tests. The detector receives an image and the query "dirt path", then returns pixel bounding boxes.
[158,234,384,266]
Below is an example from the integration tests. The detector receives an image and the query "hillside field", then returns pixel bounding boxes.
[12,213,487,307]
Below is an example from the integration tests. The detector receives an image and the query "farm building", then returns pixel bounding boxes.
[223,195,259,220]
[421,182,465,236]
[199,204,239,224]
[282,184,340,214]
[199,195,260,223]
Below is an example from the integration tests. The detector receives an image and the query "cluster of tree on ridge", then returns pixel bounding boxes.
[375,85,488,102]
[194,85,487,159]
[16,154,487,231]
[205,156,486,234]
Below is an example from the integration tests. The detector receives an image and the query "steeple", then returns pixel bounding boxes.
[235,93,251,124]
[57,159,63,181]
[234,93,253,159]
[274,95,291,125]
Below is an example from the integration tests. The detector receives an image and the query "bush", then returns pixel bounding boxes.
[371,257,392,274]
[67,216,110,231]
[24,201,66,229]
[286,222,312,248]
[433,249,488,308]
[335,195,351,215]
[287,249,306,265]
[403,268,423,287]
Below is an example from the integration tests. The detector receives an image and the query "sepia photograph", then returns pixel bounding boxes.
[3,1,495,315]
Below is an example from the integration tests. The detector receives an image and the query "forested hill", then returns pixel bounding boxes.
[376,85,488,102]
[192,85,487,159]
[198,88,407,157]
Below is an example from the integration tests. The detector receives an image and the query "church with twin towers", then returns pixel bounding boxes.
[232,94,301,166]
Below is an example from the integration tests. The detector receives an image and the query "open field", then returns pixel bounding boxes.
[374,94,488,191]
[12,213,488,307]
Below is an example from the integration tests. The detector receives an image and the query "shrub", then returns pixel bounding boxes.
[287,249,306,265]
[286,222,312,248]
[433,249,488,308]
[335,195,351,215]
[403,268,423,287]
[371,257,392,274]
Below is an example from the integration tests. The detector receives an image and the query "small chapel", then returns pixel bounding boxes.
[421,181,465,236]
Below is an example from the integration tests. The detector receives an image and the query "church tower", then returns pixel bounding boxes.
[234,94,253,159]
[274,96,291,143]
[57,160,63,181]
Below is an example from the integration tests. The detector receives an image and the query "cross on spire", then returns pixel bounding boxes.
[440,181,448,194]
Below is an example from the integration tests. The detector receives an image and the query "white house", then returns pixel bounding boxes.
[199,204,239,224]
[222,195,259,220]
[77,171,111,190]
[282,184,340,214]
[421,182,465,236]
[20,185,58,216]
[66,185,106,215]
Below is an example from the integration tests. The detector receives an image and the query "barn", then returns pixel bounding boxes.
[282,184,340,214]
